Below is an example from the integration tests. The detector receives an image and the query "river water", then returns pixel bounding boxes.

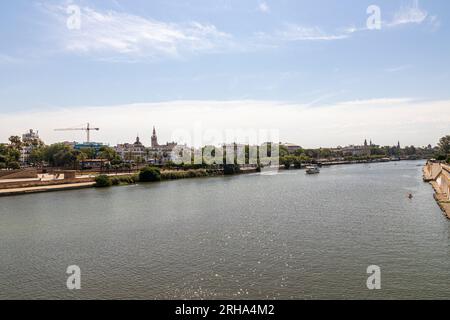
[1,160,449,299]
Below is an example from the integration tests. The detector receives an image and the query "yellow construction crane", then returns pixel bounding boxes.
[54,123,100,143]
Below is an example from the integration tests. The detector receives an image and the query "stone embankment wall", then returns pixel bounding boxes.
[424,162,450,218]
[0,177,94,190]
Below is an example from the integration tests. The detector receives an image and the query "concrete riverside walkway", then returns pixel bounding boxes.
[0,181,96,197]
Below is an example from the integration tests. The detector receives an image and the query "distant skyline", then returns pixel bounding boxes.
[1,0,449,147]
[1,99,448,148]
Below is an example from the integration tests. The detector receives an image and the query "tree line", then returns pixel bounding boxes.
[1,134,450,170]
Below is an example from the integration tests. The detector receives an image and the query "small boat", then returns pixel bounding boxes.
[306,165,320,174]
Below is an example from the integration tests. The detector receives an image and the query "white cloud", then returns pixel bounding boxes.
[257,24,351,42]
[388,0,439,29]
[385,65,413,73]
[390,0,427,26]
[45,5,234,60]
[1,99,449,148]
[337,98,414,107]
[256,1,439,45]
[258,2,270,13]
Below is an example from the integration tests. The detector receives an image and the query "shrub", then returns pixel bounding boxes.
[95,175,112,187]
[293,159,302,169]
[223,164,241,175]
[447,156,450,164]
[281,157,293,169]
[7,161,20,170]
[109,175,137,186]
[161,169,210,180]
[139,166,161,182]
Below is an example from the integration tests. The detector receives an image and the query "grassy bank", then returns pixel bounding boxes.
[161,169,221,180]
[94,168,223,188]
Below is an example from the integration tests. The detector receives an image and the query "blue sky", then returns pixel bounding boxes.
[0,0,449,147]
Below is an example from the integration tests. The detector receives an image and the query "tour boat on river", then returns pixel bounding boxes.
[306,165,320,174]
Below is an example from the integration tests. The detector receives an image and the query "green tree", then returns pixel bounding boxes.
[95,175,112,187]
[28,146,46,166]
[8,136,22,149]
[7,161,20,169]
[404,146,417,156]
[0,144,7,161]
[279,145,289,157]
[139,166,161,182]
[44,143,80,168]
[281,156,294,169]
[1,138,21,168]
[80,147,96,159]
[293,147,305,156]
[98,146,118,161]
[293,156,304,169]
[438,135,450,155]
[319,148,332,159]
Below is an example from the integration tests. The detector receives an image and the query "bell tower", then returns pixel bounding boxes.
[151,126,158,148]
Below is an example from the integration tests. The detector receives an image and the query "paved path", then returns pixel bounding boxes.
[0,182,95,197]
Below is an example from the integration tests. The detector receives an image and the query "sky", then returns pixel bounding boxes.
[0,0,449,148]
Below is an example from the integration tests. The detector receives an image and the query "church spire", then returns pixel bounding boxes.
[151,126,158,148]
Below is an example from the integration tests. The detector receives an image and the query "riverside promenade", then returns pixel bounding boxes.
[0,172,126,197]
[0,167,257,197]
[0,182,95,197]
[423,162,450,219]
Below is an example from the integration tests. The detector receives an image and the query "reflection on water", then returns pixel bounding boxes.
[0,160,449,299]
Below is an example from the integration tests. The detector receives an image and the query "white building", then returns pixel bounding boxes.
[281,143,302,154]
[115,128,187,165]
[147,126,184,164]
[20,129,43,164]
[336,139,371,157]
[115,136,147,163]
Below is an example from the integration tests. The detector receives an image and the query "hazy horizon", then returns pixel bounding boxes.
[1,0,449,148]
[1,98,448,148]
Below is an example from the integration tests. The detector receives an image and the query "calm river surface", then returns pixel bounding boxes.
[1,160,449,299]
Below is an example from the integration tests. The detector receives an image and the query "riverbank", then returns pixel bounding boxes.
[0,182,95,197]
[423,162,450,219]
[0,167,259,197]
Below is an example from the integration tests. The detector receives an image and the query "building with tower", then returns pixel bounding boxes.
[147,126,180,164]
[151,126,158,148]
[336,139,372,157]
[115,127,185,164]
[115,135,147,163]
